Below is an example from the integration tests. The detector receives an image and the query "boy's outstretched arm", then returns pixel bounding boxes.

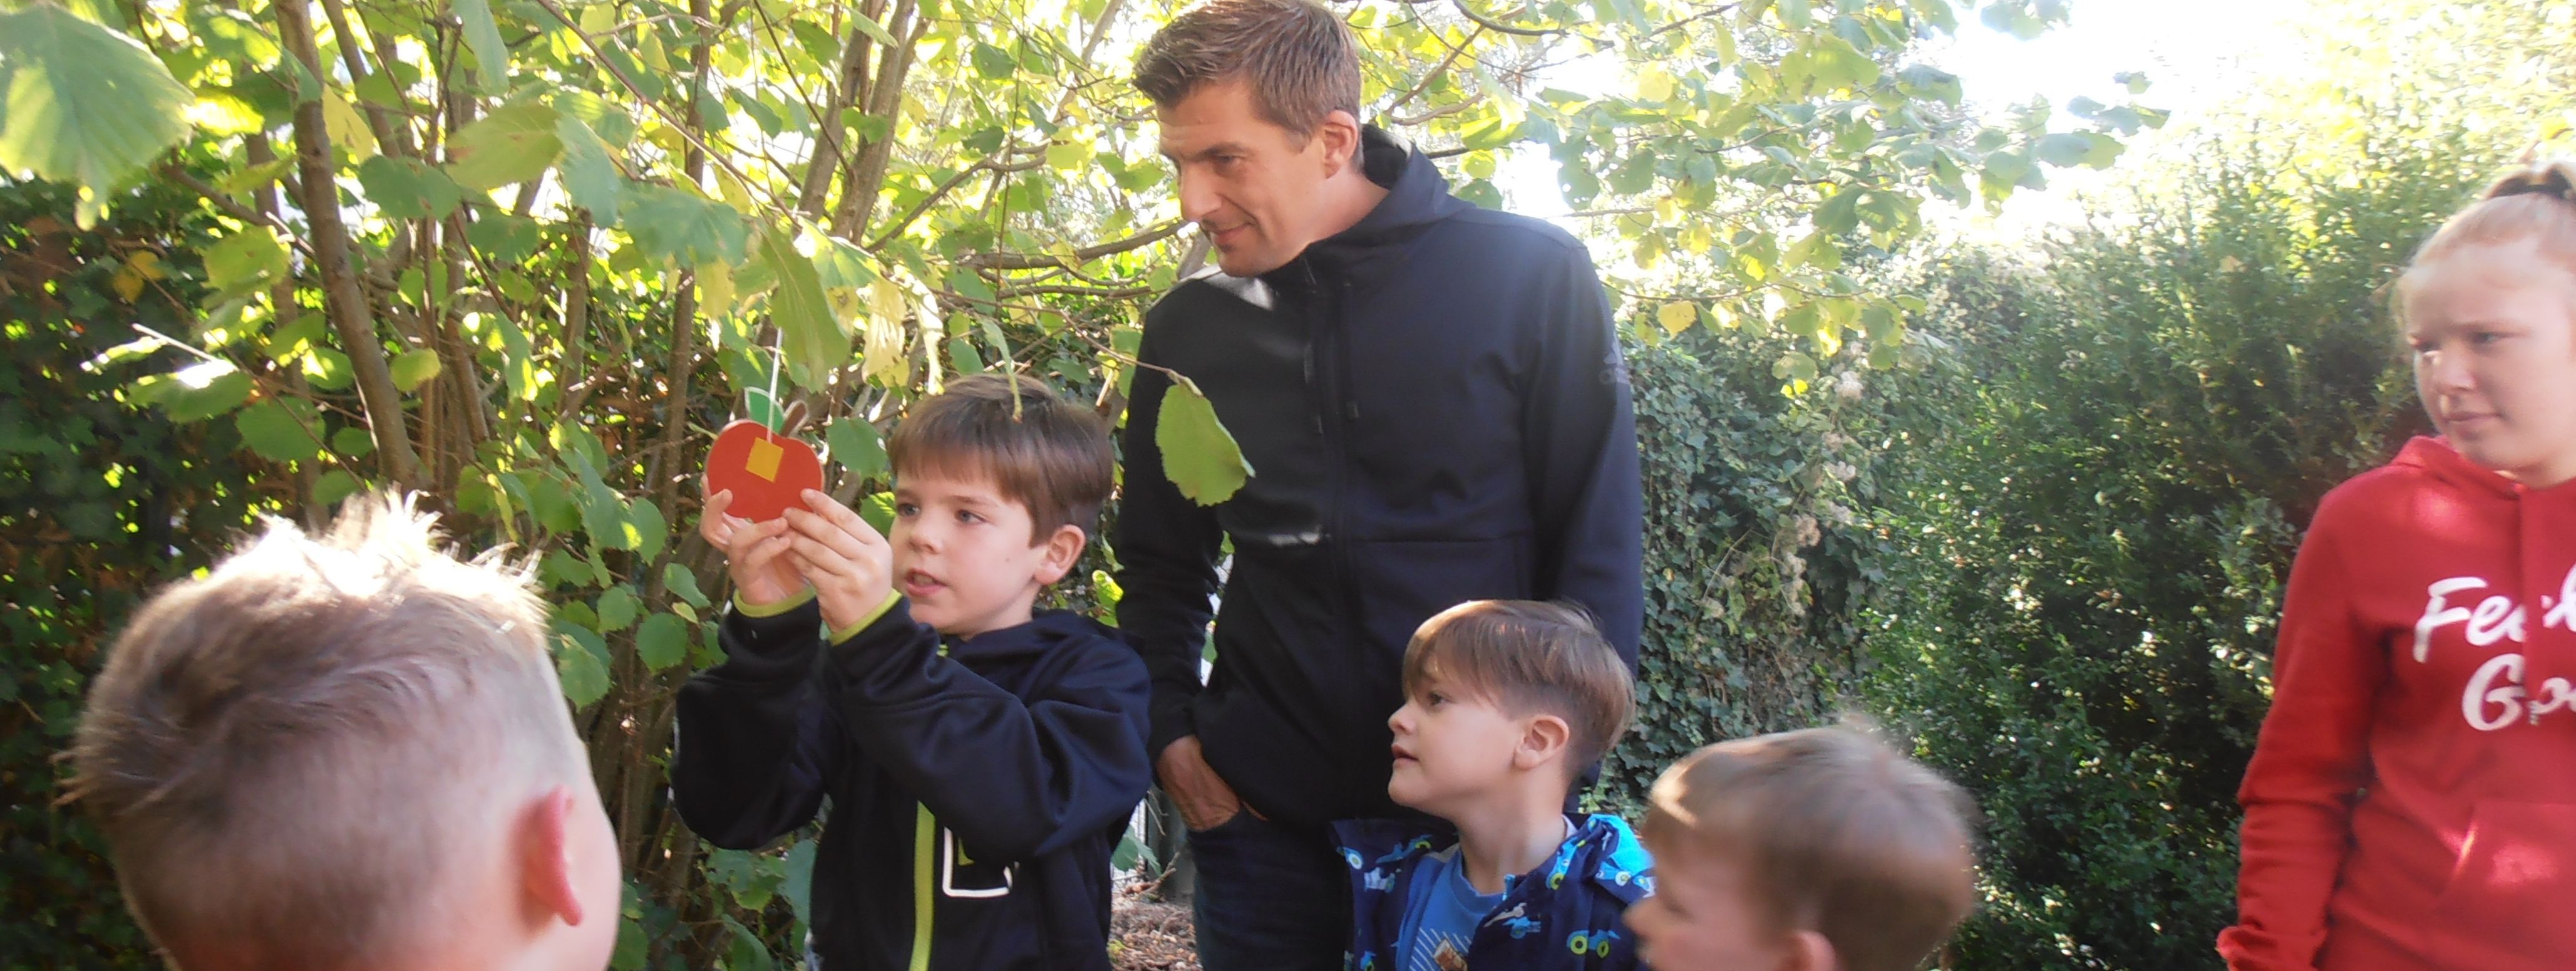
[783,492,1155,863]
[669,490,837,850]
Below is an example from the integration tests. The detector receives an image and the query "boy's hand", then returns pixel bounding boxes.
[700,485,805,606]
[780,489,895,634]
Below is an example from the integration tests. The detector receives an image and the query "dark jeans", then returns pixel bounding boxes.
[1188,810,1350,971]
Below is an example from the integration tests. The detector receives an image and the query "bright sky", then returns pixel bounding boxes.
[1493,0,2311,237]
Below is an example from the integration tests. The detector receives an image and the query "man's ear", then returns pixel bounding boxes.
[1034,524,1088,585]
[1316,108,1364,177]
[1514,712,1572,771]
[518,785,589,929]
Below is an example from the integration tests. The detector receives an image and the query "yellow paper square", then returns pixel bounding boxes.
[746,438,784,481]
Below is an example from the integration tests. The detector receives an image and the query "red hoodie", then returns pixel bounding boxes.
[2222,437,2576,971]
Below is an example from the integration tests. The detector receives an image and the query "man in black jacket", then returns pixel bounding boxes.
[1122,3,1645,968]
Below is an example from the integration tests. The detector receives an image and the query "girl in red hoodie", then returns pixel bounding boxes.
[2222,160,2576,971]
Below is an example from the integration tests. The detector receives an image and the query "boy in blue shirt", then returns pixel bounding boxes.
[672,375,1152,971]
[1335,600,1649,971]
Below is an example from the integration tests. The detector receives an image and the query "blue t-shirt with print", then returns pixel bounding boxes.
[1393,847,1510,971]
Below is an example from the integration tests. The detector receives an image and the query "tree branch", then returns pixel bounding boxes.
[1448,0,1563,38]
[962,219,1185,269]
[277,0,424,487]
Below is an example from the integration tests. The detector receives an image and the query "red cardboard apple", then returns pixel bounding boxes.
[706,419,824,522]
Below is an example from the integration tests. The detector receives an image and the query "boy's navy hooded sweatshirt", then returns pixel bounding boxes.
[1115,126,1645,828]
[671,596,1152,971]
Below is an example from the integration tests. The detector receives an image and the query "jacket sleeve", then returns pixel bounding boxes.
[1520,246,1645,667]
[824,602,1154,863]
[1111,326,1229,761]
[670,598,837,850]
[2218,510,2379,971]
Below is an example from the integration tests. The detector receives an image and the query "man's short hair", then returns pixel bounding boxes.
[885,373,1116,543]
[1133,0,1364,140]
[1644,725,1981,971]
[1402,600,1636,774]
[65,494,587,970]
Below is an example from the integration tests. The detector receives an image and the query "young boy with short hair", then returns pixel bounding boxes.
[1624,725,1981,971]
[66,495,625,971]
[1334,600,1651,971]
[672,373,1152,971]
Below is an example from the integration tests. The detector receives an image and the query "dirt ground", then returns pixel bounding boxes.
[1109,886,1200,971]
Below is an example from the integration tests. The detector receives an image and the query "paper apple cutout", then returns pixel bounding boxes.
[706,419,824,522]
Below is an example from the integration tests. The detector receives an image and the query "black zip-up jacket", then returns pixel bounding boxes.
[671,597,1152,971]
[1114,126,1645,829]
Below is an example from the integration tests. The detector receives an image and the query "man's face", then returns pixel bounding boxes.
[1157,79,1344,278]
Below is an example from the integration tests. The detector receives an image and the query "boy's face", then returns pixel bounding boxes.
[1386,668,1530,816]
[890,467,1076,637]
[1625,841,1803,971]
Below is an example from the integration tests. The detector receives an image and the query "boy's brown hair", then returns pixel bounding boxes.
[64,495,587,970]
[886,373,1115,543]
[1132,0,1363,140]
[1401,600,1636,774]
[1645,725,1981,971]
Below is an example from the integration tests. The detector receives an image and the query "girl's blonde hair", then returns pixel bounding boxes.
[2402,158,2576,291]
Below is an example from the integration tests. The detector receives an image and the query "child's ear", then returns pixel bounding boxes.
[1780,928,1838,971]
[1033,524,1087,585]
[1513,713,1572,771]
[517,785,590,929]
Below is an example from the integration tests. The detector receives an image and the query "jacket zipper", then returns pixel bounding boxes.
[910,642,952,971]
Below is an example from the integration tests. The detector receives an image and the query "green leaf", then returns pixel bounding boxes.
[163,366,254,422]
[390,348,443,392]
[321,93,378,162]
[971,42,1016,80]
[636,613,688,671]
[357,156,464,221]
[235,397,322,462]
[624,183,748,266]
[453,0,510,91]
[555,113,622,224]
[202,228,288,295]
[447,103,564,191]
[827,417,889,484]
[627,497,667,562]
[0,5,195,227]
[332,425,376,457]
[860,491,897,535]
[664,561,710,609]
[2032,132,2095,168]
[552,618,612,707]
[756,225,848,391]
[597,585,640,631]
[313,469,363,510]
[1656,301,1698,336]
[1771,350,1819,384]
[1155,375,1254,506]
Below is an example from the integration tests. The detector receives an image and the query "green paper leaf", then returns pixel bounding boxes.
[636,613,688,671]
[1155,375,1253,505]
[446,103,564,190]
[0,5,195,227]
[390,348,442,392]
